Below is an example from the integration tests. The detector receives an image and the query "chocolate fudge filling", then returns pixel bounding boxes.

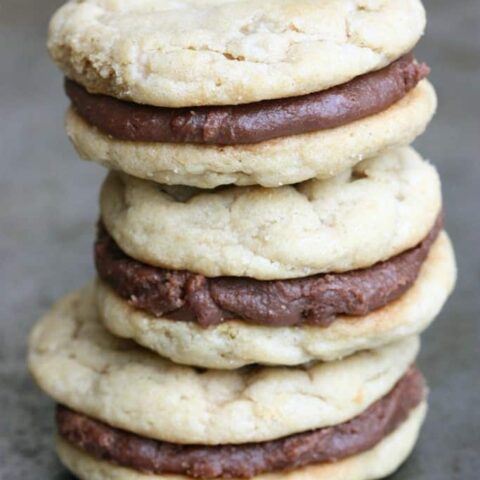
[66,54,429,145]
[57,367,425,479]
[95,215,442,328]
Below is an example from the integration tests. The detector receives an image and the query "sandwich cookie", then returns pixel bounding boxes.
[95,147,455,368]
[49,0,434,187]
[29,287,426,479]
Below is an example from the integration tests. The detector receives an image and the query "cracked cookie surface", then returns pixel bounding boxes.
[48,0,426,107]
[100,147,441,280]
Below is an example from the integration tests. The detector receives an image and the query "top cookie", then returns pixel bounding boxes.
[48,0,426,107]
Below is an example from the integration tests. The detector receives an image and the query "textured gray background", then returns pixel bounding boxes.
[0,0,479,478]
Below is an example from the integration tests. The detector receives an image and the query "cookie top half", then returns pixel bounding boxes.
[48,0,426,107]
[100,147,441,280]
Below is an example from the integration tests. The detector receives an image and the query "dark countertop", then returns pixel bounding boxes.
[0,1,478,478]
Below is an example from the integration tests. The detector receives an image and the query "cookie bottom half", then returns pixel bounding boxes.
[56,402,426,480]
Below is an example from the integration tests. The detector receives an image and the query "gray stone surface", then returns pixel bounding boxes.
[0,0,479,478]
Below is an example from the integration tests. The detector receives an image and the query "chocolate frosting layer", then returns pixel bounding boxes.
[57,368,425,479]
[95,215,442,328]
[67,54,429,145]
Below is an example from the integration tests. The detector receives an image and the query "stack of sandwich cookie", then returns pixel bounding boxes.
[29,1,456,479]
